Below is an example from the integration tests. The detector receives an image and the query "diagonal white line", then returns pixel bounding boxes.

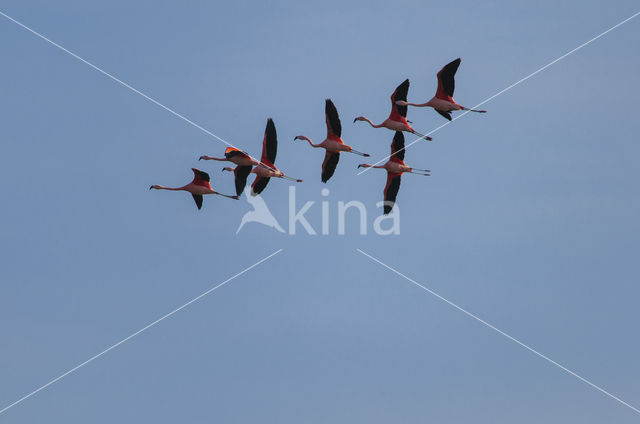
[0,9,274,168]
[0,249,283,416]
[358,11,640,175]
[356,248,640,415]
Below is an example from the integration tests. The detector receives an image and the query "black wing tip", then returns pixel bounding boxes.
[235,166,252,196]
[192,194,204,210]
[396,79,410,94]
[191,168,210,181]
[325,98,337,112]
[435,110,452,121]
[443,58,461,74]
[266,118,276,133]
[325,99,342,137]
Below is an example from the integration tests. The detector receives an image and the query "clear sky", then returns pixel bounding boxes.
[1,1,639,422]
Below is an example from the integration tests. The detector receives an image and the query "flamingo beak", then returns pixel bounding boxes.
[353,118,357,123]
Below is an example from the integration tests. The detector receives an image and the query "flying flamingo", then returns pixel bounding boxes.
[199,147,262,167]
[353,79,433,141]
[358,131,430,215]
[295,99,370,183]
[395,58,486,121]
[149,168,238,210]
[242,118,302,196]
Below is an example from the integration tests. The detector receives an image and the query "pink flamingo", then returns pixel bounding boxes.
[249,118,302,196]
[295,99,369,183]
[223,119,302,196]
[396,58,486,121]
[150,168,238,210]
[199,147,261,167]
[358,132,430,214]
[354,79,432,141]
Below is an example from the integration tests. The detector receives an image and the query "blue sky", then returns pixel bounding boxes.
[1,0,639,422]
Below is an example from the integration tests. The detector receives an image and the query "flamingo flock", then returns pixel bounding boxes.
[151,58,484,215]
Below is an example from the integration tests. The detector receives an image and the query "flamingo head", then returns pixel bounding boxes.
[222,167,235,172]
[353,116,366,123]
[149,185,162,190]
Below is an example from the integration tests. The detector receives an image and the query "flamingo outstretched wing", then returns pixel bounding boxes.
[261,118,278,166]
[383,173,402,215]
[389,79,409,121]
[190,168,211,209]
[321,151,340,183]
[224,147,251,160]
[251,176,271,196]
[436,58,461,101]
[325,99,342,139]
[191,194,203,210]
[390,131,405,162]
[233,165,253,196]
[191,168,212,188]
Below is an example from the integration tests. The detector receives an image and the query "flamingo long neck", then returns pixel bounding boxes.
[156,185,186,191]
[299,136,320,148]
[360,164,385,169]
[362,117,383,128]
